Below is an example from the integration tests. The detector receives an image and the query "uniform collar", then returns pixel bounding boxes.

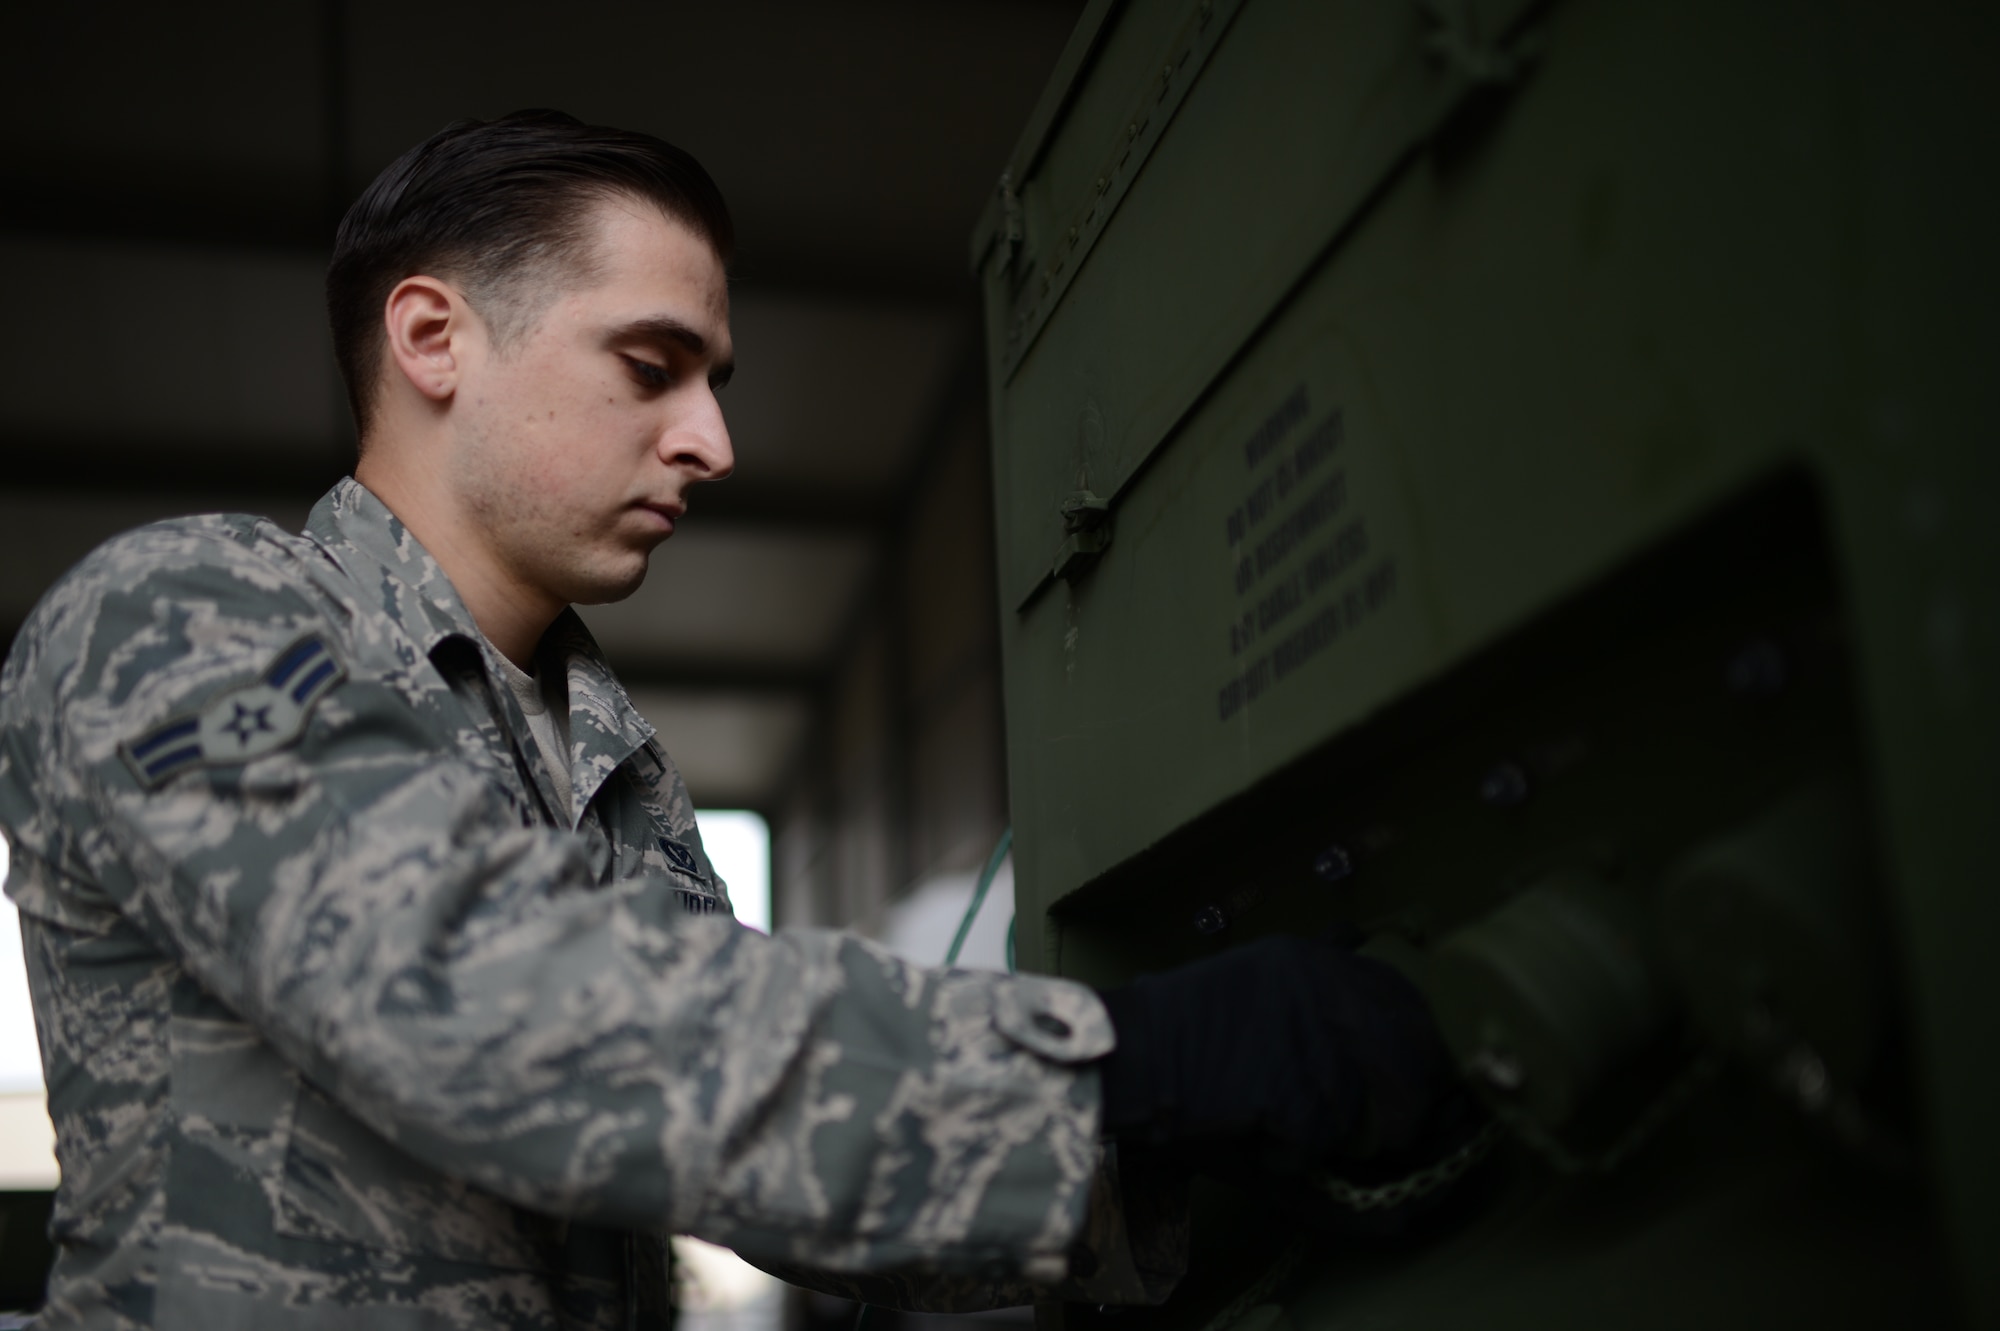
[306,478,658,821]
[539,606,659,818]
[306,477,481,656]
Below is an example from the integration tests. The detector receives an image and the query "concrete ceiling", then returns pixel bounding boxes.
[0,0,1081,810]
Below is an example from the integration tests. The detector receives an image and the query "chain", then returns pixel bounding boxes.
[1218,1021,1904,1331]
[1493,1052,1723,1176]
[1313,1119,1505,1212]
[1187,1127,1502,1330]
[1179,1125,1502,1331]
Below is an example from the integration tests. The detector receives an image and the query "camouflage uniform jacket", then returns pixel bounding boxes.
[0,478,1113,1330]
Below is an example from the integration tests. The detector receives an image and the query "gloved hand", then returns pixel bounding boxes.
[1094,932,1461,1178]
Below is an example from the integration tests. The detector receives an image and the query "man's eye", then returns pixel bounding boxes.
[623,356,670,388]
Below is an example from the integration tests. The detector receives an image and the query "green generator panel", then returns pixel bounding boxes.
[972,0,1998,1326]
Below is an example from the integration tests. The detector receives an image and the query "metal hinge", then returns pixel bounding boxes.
[1053,490,1112,582]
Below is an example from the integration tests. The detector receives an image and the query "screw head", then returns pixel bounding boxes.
[1312,844,1354,882]
[1192,904,1228,936]
[1785,1049,1831,1111]
[1467,1046,1526,1092]
[1479,761,1530,808]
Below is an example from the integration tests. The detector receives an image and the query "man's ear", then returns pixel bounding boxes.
[383,275,465,403]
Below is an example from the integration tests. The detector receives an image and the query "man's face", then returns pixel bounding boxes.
[448,196,735,608]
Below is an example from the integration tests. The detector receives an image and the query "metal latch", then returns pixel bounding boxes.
[1052,490,1112,582]
[995,171,1024,271]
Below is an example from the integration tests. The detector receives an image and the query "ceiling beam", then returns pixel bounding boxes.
[0,200,982,306]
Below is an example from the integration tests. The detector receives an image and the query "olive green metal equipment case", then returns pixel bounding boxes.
[973,0,1999,1326]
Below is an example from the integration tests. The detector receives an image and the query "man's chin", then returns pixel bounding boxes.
[562,557,651,607]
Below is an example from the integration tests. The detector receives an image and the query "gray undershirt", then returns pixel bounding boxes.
[493,649,574,824]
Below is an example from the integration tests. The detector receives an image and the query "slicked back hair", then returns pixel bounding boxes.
[327,109,733,443]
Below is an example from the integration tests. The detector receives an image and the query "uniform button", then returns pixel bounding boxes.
[1032,1012,1073,1039]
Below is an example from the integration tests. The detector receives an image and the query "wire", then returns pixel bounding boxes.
[850,828,1014,1331]
[850,829,1014,1331]
[944,826,1013,967]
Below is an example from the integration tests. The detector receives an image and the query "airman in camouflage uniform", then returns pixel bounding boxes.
[0,477,1115,1327]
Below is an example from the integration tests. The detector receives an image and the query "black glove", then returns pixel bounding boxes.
[1094,933,1458,1177]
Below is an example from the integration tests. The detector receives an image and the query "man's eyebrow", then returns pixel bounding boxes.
[611,315,735,385]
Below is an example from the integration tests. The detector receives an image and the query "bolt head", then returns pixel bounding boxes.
[1313,844,1354,882]
[1192,904,1228,936]
[1789,1050,1831,1110]
[1467,1047,1526,1092]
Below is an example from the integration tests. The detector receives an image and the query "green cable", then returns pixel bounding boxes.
[851,829,1014,1331]
[944,825,1013,966]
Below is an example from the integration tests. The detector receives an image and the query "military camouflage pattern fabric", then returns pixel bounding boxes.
[0,478,1113,1329]
[762,1138,1190,1312]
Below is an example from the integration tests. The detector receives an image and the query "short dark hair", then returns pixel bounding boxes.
[327,109,734,441]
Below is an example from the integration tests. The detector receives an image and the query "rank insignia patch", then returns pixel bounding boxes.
[657,839,721,914]
[658,837,702,877]
[121,634,346,787]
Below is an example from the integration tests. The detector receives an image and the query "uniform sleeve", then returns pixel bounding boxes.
[5,523,1111,1286]
[752,1137,1191,1312]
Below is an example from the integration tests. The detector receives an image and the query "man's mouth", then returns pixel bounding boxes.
[636,501,685,533]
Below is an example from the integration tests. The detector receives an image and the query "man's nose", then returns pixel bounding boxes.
[662,386,734,482]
